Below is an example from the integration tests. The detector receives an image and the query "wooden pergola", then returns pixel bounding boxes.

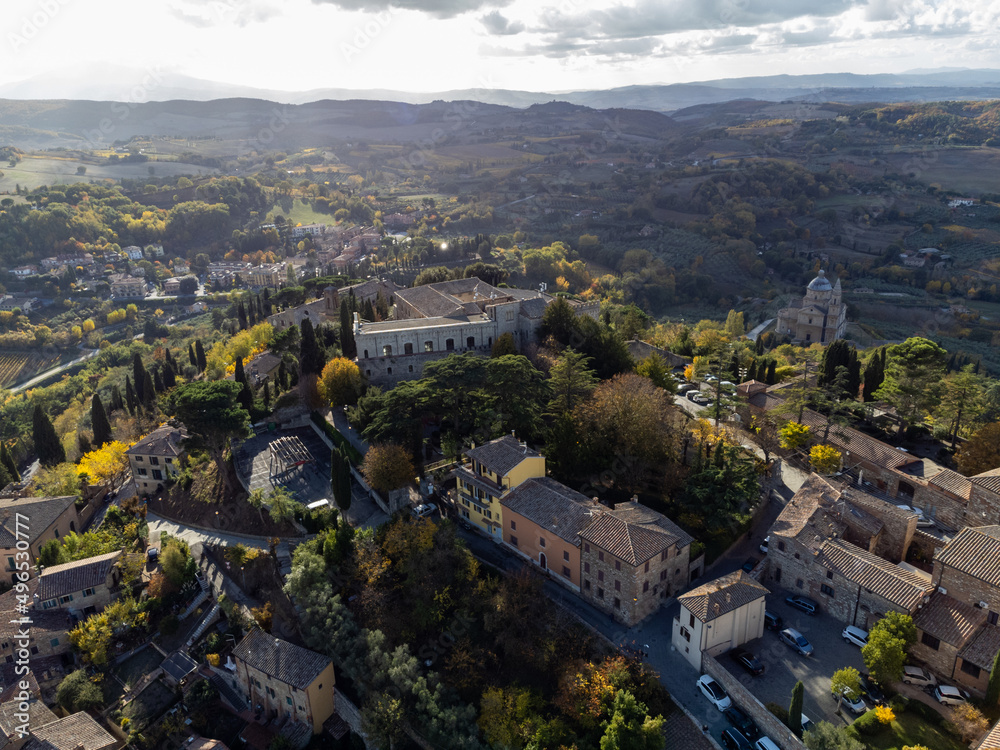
[267,435,314,478]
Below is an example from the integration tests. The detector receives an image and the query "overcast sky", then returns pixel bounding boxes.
[3,0,998,95]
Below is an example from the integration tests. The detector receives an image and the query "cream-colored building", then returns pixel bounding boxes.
[775,270,847,344]
[109,273,146,298]
[673,570,769,669]
[126,423,187,493]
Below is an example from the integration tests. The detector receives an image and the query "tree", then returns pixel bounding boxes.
[124,376,138,414]
[952,702,990,742]
[195,339,207,372]
[188,342,197,367]
[319,357,363,406]
[56,670,103,712]
[830,667,861,713]
[779,421,810,451]
[77,441,130,487]
[986,645,1000,706]
[873,337,947,437]
[161,543,190,587]
[265,486,298,524]
[0,442,19,482]
[635,353,676,394]
[299,319,325,376]
[234,357,254,413]
[331,447,352,511]
[956,421,1000,476]
[33,403,65,465]
[168,381,250,495]
[599,690,665,750]
[361,694,406,750]
[803,721,865,750]
[548,348,598,415]
[862,614,914,687]
[810,444,842,475]
[141,370,156,411]
[724,309,745,339]
[362,444,414,493]
[90,394,112,448]
[133,353,148,403]
[936,365,986,448]
[339,299,357,359]
[491,331,517,358]
[788,680,804,736]
[478,686,543,749]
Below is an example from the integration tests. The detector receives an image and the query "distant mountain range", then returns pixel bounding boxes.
[3,66,1000,113]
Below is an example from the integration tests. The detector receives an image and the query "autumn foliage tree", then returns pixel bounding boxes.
[361,443,415,494]
[810,444,842,475]
[956,422,1000,476]
[319,357,363,406]
[77,441,130,487]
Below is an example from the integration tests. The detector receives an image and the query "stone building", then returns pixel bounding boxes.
[775,270,847,344]
[126,423,187,494]
[37,550,122,617]
[266,280,399,331]
[0,496,84,584]
[108,273,146,298]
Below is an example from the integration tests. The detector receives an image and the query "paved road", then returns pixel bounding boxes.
[11,348,100,392]
[147,510,274,550]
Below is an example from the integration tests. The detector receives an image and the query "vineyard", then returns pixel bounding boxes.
[0,350,62,388]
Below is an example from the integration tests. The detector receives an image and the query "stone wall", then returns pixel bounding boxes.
[935,562,1000,613]
[846,493,917,562]
[968,483,1000,527]
[907,529,943,569]
[702,654,805,750]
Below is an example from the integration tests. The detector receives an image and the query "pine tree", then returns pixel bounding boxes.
[133,354,148,403]
[0,443,18,482]
[195,340,207,372]
[141,371,156,411]
[299,319,324,376]
[339,299,357,359]
[32,404,65,466]
[188,342,197,367]
[91,394,113,448]
[124,376,138,415]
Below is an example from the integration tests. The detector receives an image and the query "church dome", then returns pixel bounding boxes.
[807,270,832,291]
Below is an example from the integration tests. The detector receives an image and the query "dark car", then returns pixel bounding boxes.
[721,727,753,750]
[859,673,884,705]
[785,595,818,615]
[764,610,783,631]
[742,557,759,573]
[731,648,765,676]
[724,705,759,740]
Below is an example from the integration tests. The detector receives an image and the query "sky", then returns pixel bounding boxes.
[2,0,999,96]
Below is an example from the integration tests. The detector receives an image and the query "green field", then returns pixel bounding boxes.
[0,156,217,191]
[845,710,967,750]
[267,198,335,227]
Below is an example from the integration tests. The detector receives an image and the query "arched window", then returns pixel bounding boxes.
[363,349,369,359]
[424,341,433,352]
[466,336,475,349]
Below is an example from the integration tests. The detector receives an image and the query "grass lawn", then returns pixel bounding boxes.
[845,711,967,750]
[267,198,334,227]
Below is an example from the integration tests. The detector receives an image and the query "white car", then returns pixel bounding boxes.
[696,674,732,711]
[801,715,814,734]
[837,687,867,715]
[754,739,780,750]
[902,665,937,688]
[842,625,868,648]
[411,503,437,519]
[759,536,769,554]
[934,685,968,706]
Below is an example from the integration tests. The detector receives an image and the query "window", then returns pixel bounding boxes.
[153,470,163,481]
[615,560,621,571]
[795,578,803,589]
[794,553,800,559]
[661,550,668,562]
[383,345,392,356]
[614,580,620,592]
[138,468,148,476]
[467,337,475,349]
[598,571,604,582]
[82,588,95,597]
[408,365,413,372]
[59,595,73,604]
[921,632,941,650]
[424,341,433,352]
[961,660,982,678]
[510,535,518,547]
[404,343,413,355]
[990,611,999,626]
[286,697,293,706]
[446,339,455,351]
[689,614,695,628]
[563,551,570,562]
[135,456,143,462]
[599,551,604,562]
[597,588,604,599]
[363,350,369,359]
[584,543,590,553]
[562,566,571,578]
[680,627,690,642]
[584,580,590,590]
[539,537,546,548]
[826,570,834,579]
[150,457,159,465]
[166,458,173,464]
[510,520,516,530]
[584,562,590,573]
[42,599,57,610]
[774,567,781,582]
[643,581,649,593]
[49,638,59,648]
[660,570,667,581]
[821,584,835,597]
[614,597,621,609]
[387,367,392,375]
[777,541,785,552]
[644,561,650,573]
[29,646,37,655]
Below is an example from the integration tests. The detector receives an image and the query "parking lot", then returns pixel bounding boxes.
[718,593,869,730]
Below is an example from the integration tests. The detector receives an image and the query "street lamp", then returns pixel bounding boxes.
[241,565,246,590]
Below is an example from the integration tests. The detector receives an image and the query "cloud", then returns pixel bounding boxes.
[481,10,524,35]
[311,0,507,20]
[169,0,282,28]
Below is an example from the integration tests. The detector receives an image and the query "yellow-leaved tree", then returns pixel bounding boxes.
[319,357,363,406]
[810,444,842,475]
[77,441,131,487]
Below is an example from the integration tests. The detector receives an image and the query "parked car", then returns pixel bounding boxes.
[842,625,869,648]
[411,503,437,519]
[785,595,818,615]
[692,393,711,405]
[902,665,937,688]
[779,628,814,656]
[724,705,759,740]
[721,728,752,750]
[686,389,703,401]
[800,715,815,734]
[859,673,884,705]
[836,687,867,715]
[934,685,969,706]
[742,557,759,573]
[764,610,783,631]
[697,674,732,711]
[677,383,697,394]
[731,648,765,676]
[754,738,780,750]
[759,536,769,554]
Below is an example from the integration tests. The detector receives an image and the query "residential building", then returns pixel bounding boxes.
[0,685,57,750]
[207,261,252,289]
[126,423,187,493]
[146,243,164,258]
[9,266,36,279]
[248,264,285,288]
[123,246,144,261]
[0,579,73,670]
[26,712,116,750]
[0,496,84,582]
[163,275,198,295]
[453,435,545,538]
[0,296,36,313]
[775,270,847,344]
[109,273,146,298]
[37,550,122,616]
[231,628,336,736]
[672,570,769,669]
[290,224,327,240]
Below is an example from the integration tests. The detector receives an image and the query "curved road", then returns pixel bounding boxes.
[11,348,100,392]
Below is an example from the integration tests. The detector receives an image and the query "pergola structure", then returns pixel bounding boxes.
[268,435,314,478]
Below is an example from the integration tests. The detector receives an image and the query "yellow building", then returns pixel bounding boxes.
[453,435,546,538]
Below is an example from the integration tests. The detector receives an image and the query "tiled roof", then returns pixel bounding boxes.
[936,526,1000,587]
[977,718,1000,750]
[0,579,72,644]
[771,474,846,551]
[960,626,1000,671]
[915,593,985,647]
[38,551,120,602]
[394,285,464,317]
[0,497,77,547]
[798,410,915,472]
[0,698,57,742]
[819,539,932,611]
[126,423,187,458]
[928,469,973,500]
[501,478,596,545]
[30,712,116,750]
[579,501,691,566]
[465,435,540,477]
[233,629,331,690]
[973,468,1000,495]
[677,570,769,623]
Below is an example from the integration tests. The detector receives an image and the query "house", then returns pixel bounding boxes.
[290,224,327,240]
[231,628,336,736]
[123,246,144,261]
[163,275,197,295]
[126,423,187,493]
[146,244,164,258]
[0,496,84,583]
[672,570,769,669]
[173,260,190,274]
[0,296,35,313]
[248,264,285,289]
[25,712,117,750]
[108,273,146,299]
[37,550,122,616]
[774,270,847,344]
[0,579,73,678]
[453,435,546,538]
[0,688,57,750]
[9,266,36,279]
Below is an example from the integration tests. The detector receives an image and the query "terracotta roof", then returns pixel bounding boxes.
[973,468,1000,495]
[579,501,691,566]
[977,718,1000,750]
[233,629,331,690]
[819,539,932,611]
[0,579,73,645]
[915,593,985,647]
[677,570,769,623]
[0,698,57,742]
[798,410,914,472]
[465,435,540,477]
[960,626,1000,671]
[935,526,1000,587]
[501,477,596,545]
[928,469,973,500]
[0,497,77,547]
[38,551,120,602]
[770,474,846,551]
[30,712,116,750]
[126,423,187,458]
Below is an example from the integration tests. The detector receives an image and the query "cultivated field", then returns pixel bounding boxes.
[0,155,217,191]
[0,350,62,388]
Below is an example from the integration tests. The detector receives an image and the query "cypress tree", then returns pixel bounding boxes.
[163,362,176,389]
[755,336,765,355]
[153,369,165,394]
[0,460,11,491]
[238,301,248,330]
[91,394,113,448]
[188,342,197,367]
[234,358,254,413]
[339,299,356,359]
[277,361,287,392]
[299,319,324,376]
[110,385,124,414]
[0,443,18,482]
[124,376,138,415]
[195,340,207,372]
[32,404,65,466]
[863,346,886,402]
[133,354,147,403]
[766,360,777,385]
[332,447,352,511]
[141,371,156,410]
[788,681,804,737]
[987,645,1000,706]
[262,381,271,411]
[77,433,91,456]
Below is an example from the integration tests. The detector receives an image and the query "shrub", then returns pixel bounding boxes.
[873,705,895,724]
[907,701,945,726]
[765,702,789,725]
[206,653,221,667]
[889,694,909,713]
[852,710,888,736]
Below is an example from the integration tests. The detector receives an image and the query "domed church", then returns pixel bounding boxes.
[775,270,847,344]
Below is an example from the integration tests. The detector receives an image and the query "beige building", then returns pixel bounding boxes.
[775,270,847,344]
[0,496,84,584]
[248,264,285,288]
[231,629,336,737]
[38,550,122,617]
[126,423,187,493]
[454,435,546,538]
[673,571,769,669]
[108,273,146,298]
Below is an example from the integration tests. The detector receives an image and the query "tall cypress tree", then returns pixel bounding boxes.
[234,358,254,413]
[133,354,148,403]
[262,381,271,412]
[766,360,777,385]
[110,385,124,414]
[788,681,804,737]
[153,369,165,394]
[299,319,324,376]
[237,301,248,330]
[863,346,886,402]
[32,404,65,466]
[339,299,357,359]
[163,362,176,389]
[141,371,156,411]
[188,342,197,367]
[124,376,138,415]
[0,460,11,491]
[91,394,113,448]
[0,443,19,482]
[277,361,287,392]
[195,340,207,372]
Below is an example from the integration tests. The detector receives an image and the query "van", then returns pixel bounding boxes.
[764,610,783,631]
[842,625,868,648]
